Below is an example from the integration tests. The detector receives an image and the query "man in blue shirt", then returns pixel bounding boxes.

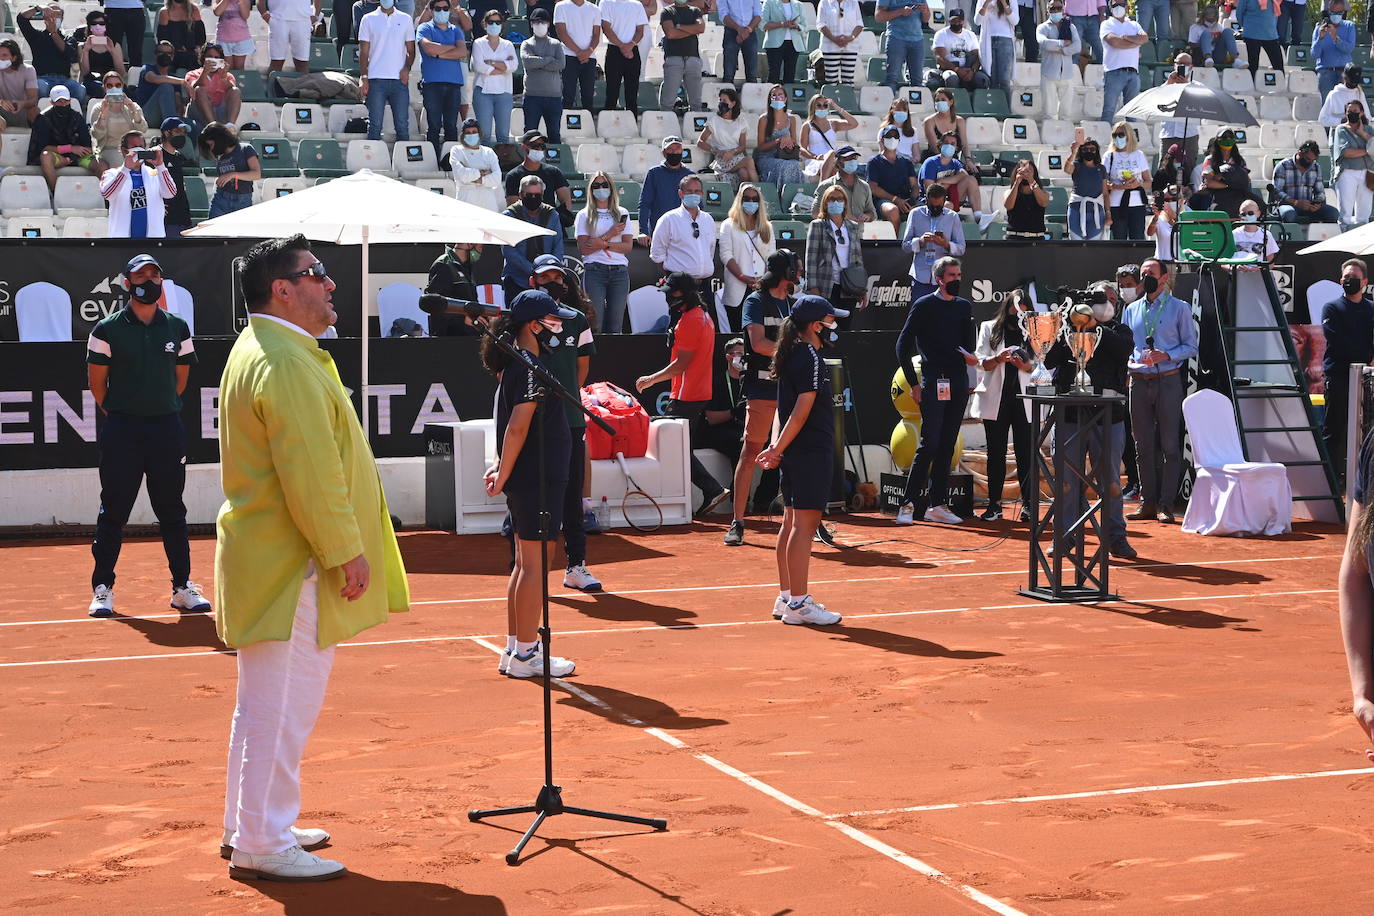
[719,0,762,83]
[901,184,966,300]
[416,0,468,155]
[876,0,930,93]
[869,125,920,232]
[636,136,695,243]
[1312,0,1355,98]
[500,174,566,301]
[919,130,993,232]
[1121,258,1198,523]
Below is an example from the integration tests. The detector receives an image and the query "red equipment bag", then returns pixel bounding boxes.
[581,382,651,460]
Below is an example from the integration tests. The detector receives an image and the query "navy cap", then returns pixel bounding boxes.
[532,253,568,276]
[791,295,849,324]
[159,116,190,132]
[510,290,576,324]
[836,144,860,158]
[124,253,162,275]
[529,6,551,20]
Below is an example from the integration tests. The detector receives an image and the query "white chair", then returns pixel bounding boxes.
[560,108,598,143]
[280,102,329,138]
[1257,95,1291,121]
[391,140,445,180]
[1292,94,1322,122]
[1286,70,1317,96]
[1193,67,1221,90]
[627,285,669,333]
[574,143,621,175]
[965,116,999,147]
[52,175,104,216]
[0,134,37,174]
[327,103,369,139]
[255,177,308,202]
[841,114,881,143]
[1221,68,1255,95]
[1181,388,1292,536]
[740,81,771,114]
[640,110,682,141]
[346,139,394,174]
[1007,87,1043,119]
[1037,149,1069,183]
[413,176,456,196]
[377,281,429,336]
[236,102,282,137]
[1253,68,1285,94]
[1293,121,1326,148]
[1012,61,1040,87]
[862,220,896,240]
[896,86,934,116]
[1258,120,1290,150]
[621,143,657,181]
[5,215,60,236]
[597,110,640,145]
[1040,119,1075,149]
[15,280,73,341]
[0,175,53,216]
[1002,118,1039,146]
[61,215,108,237]
[858,85,894,115]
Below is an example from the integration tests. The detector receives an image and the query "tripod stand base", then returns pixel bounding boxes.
[469,784,668,866]
[1018,586,1118,604]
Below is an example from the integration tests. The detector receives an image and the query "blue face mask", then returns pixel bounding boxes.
[816,109,832,120]
[940,143,956,158]
[462,133,480,147]
[683,192,702,209]
[593,187,611,201]
[379,0,394,8]
[1049,11,1063,21]
[770,99,786,110]
[892,110,908,123]
[485,22,501,35]
[842,159,860,174]
[826,200,845,217]
[433,9,450,24]
[742,200,759,215]
[935,100,950,113]
[1332,12,1344,23]
[527,149,544,163]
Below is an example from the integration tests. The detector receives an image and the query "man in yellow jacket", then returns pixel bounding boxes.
[215,234,409,882]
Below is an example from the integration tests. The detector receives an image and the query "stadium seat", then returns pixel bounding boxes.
[1287,45,1310,67]
[1257,95,1291,121]
[1037,150,1068,183]
[1292,94,1322,122]
[596,110,639,145]
[896,86,934,115]
[1012,61,1039,87]
[821,84,858,112]
[1079,120,1110,148]
[683,110,711,140]
[298,138,349,177]
[1287,70,1317,96]
[966,116,999,148]
[62,215,108,238]
[1045,186,1069,220]
[412,177,455,196]
[256,177,308,202]
[0,175,53,216]
[1221,69,1255,94]
[617,180,642,214]
[281,102,328,139]
[574,143,621,176]
[346,139,395,175]
[858,86,894,115]
[542,143,575,174]
[844,114,881,142]
[1193,67,1221,90]
[1040,119,1075,149]
[185,176,209,219]
[233,70,270,101]
[741,82,771,112]
[251,137,297,177]
[326,103,368,139]
[640,110,682,141]
[621,144,657,180]
[1307,223,1342,241]
[1008,87,1042,119]
[237,102,282,137]
[701,180,733,217]
[1258,121,1291,149]
[391,141,445,180]
[862,220,896,240]
[1079,88,1104,121]
[773,219,807,241]
[309,42,341,70]
[1002,118,1039,146]
[560,109,597,143]
[52,175,103,216]
[0,135,37,175]
[341,43,362,73]
[1254,69,1285,94]
[1293,122,1326,147]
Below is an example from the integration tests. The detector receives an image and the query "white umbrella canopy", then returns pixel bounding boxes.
[183,169,554,436]
[1298,224,1374,256]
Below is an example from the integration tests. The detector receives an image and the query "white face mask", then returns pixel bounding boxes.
[883,137,899,151]
[1092,302,1115,323]
[532,22,548,37]
[0,59,11,71]
[1119,286,1139,303]
[1111,5,1126,17]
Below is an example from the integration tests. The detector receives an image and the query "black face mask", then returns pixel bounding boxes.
[1344,276,1365,295]
[166,133,186,150]
[942,279,961,297]
[1347,78,1361,89]
[156,53,173,67]
[664,152,683,167]
[717,102,731,116]
[1141,274,1160,295]
[538,280,566,301]
[534,324,560,349]
[130,279,162,305]
[819,322,838,346]
[522,193,543,211]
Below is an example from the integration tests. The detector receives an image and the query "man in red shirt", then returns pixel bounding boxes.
[636,272,732,516]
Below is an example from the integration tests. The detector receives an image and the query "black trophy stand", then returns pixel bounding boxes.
[1019,390,1125,603]
[466,313,667,865]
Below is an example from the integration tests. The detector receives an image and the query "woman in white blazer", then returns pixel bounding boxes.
[718,183,778,324]
[973,288,1035,521]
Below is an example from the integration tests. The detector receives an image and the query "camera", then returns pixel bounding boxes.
[1056,286,1108,306]
[135,149,159,162]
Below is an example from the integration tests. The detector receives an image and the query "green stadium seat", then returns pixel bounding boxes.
[866,57,887,85]
[946,87,971,114]
[983,222,1006,240]
[1138,41,1158,66]
[820,85,858,112]
[701,180,734,216]
[970,88,1010,118]
[233,70,270,102]
[773,219,808,241]
[1288,45,1311,67]
[758,183,782,213]
[298,139,349,177]
[617,181,642,214]
[309,43,341,70]
[780,182,811,213]
[253,137,299,177]
[1045,186,1069,219]
[185,178,208,219]
[542,143,575,171]
[342,44,362,73]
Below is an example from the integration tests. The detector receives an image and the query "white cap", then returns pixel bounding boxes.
[48,85,70,102]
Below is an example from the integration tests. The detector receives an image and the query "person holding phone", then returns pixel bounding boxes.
[1313,0,1356,98]
[90,72,148,168]
[16,6,85,104]
[101,130,178,238]
[902,182,965,299]
[876,0,930,93]
[1004,158,1048,238]
[80,10,126,100]
[33,85,102,192]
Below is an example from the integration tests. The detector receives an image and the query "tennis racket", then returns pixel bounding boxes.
[614,452,663,533]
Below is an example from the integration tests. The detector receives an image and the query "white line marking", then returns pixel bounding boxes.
[0,588,1337,669]
[828,767,1374,819]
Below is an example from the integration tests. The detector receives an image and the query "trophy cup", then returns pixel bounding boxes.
[1065,326,1102,393]
[1018,309,1063,392]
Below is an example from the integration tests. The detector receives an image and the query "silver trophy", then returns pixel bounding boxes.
[1018,310,1063,391]
[1064,326,1102,393]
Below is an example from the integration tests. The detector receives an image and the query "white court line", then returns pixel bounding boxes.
[0,588,1337,669]
[0,553,1337,627]
[468,639,1027,916]
[828,767,1374,819]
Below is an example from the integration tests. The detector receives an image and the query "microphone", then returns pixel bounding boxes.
[418,293,502,318]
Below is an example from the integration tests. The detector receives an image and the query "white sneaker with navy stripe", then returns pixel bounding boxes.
[171,582,212,612]
[88,585,115,618]
[506,644,576,679]
[774,595,828,619]
[781,595,842,626]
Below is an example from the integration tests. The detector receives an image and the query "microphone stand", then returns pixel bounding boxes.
[465,311,668,865]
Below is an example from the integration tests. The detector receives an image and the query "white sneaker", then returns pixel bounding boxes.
[1204,57,1215,67]
[171,582,212,612]
[498,649,512,675]
[229,844,347,882]
[894,503,916,526]
[773,594,787,619]
[977,211,998,233]
[563,564,602,592]
[88,585,114,618]
[506,644,576,679]
[221,826,329,860]
[924,505,964,524]
[781,596,842,626]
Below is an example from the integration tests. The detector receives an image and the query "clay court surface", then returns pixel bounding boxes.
[3,516,1373,915]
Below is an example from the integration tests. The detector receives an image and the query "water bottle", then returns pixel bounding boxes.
[596,496,610,531]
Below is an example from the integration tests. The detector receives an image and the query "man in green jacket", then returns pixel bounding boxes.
[215,234,410,882]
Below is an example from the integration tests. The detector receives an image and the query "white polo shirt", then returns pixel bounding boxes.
[650,206,717,278]
[554,0,602,54]
[269,0,314,21]
[1100,16,1145,72]
[358,7,415,79]
[601,0,649,46]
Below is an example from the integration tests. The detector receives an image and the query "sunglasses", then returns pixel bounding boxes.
[743,196,759,203]
[1112,133,1127,139]
[691,221,700,239]
[592,183,610,189]
[281,262,330,282]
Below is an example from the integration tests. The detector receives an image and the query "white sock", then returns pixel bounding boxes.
[779,590,791,602]
[516,640,538,657]
[788,594,809,609]
[973,210,984,220]
[505,636,517,654]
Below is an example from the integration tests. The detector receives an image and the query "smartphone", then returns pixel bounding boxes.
[136,149,159,161]
[1075,127,1085,143]
[90,36,107,48]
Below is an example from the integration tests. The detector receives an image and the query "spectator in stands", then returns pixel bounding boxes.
[720,0,762,83]
[929,9,989,89]
[158,0,208,72]
[352,0,381,41]
[1320,63,1371,127]
[1191,128,1252,217]
[1235,0,1284,76]
[804,184,865,313]
[973,288,1033,521]
[1281,0,1314,48]
[755,86,804,190]
[879,98,921,161]
[1100,3,1147,123]
[468,0,513,32]
[661,0,705,112]
[1232,198,1279,264]
[1017,0,1039,61]
[1137,0,1169,44]
[800,94,858,182]
[699,88,760,185]
[818,0,863,85]
[1153,143,1188,193]
[1066,0,1106,68]
[1066,135,1110,239]
[1038,1,1081,122]
[921,87,970,159]
[577,171,634,333]
[639,136,695,240]
[1275,139,1342,224]
[761,0,806,84]
[816,146,877,223]
[975,0,1018,93]
[17,5,84,104]
[1004,158,1048,238]
[919,131,994,232]
[602,0,649,114]
[505,131,574,225]
[902,182,965,299]
[1321,258,1372,479]
[90,72,149,169]
[877,0,930,93]
[501,175,565,300]
[360,0,418,143]
[136,41,187,127]
[449,118,503,209]
[555,0,601,112]
[519,9,566,143]
[186,44,242,126]
[215,0,256,69]
[199,121,259,216]
[651,175,717,296]
[80,10,127,101]
[1333,103,1374,229]
[1313,0,1355,98]
[417,0,467,155]
[33,85,102,193]
[1159,53,1200,174]
[1147,183,1179,261]
[425,241,482,335]
[1105,120,1151,239]
[1192,7,1239,68]
[870,125,920,231]
[103,0,149,68]
[158,117,193,239]
[0,39,41,132]
[101,130,178,238]
[719,182,777,320]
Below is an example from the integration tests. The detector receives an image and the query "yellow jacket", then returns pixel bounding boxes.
[214,317,409,648]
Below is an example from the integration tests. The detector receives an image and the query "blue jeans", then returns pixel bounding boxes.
[1136,0,1170,41]
[38,75,86,104]
[583,261,630,334]
[1072,14,1102,64]
[138,81,177,126]
[1279,202,1341,223]
[208,188,254,217]
[562,57,596,109]
[885,36,926,92]
[1200,28,1238,64]
[366,77,410,141]
[989,35,1014,92]
[472,87,512,146]
[1057,419,1128,548]
[722,28,759,82]
[1277,0,1308,45]
[421,80,462,152]
[1318,67,1343,99]
[1102,67,1140,123]
[523,94,562,143]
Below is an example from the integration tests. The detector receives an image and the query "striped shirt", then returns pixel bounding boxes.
[100,164,178,238]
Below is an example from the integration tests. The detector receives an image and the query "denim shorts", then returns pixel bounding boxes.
[218,37,258,58]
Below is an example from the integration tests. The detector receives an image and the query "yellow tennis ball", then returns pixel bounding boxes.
[890,363,922,421]
[951,430,965,472]
[890,419,919,471]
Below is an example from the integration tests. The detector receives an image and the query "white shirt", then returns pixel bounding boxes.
[358,8,415,79]
[449,142,501,186]
[975,0,1017,40]
[268,0,314,20]
[779,1,798,44]
[1153,214,1173,261]
[576,205,631,266]
[99,164,177,238]
[650,206,717,278]
[817,0,860,52]
[1319,85,1373,127]
[1232,225,1279,261]
[1104,148,1148,207]
[255,311,315,339]
[1100,16,1145,71]
[830,219,851,276]
[706,113,748,152]
[933,27,979,68]
[471,37,518,93]
[555,0,602,54]
[601,0,649,45]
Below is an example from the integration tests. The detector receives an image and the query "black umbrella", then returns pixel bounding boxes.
[1114,80,1259,131]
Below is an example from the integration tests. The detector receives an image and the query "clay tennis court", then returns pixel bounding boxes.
[3,516,1369,914]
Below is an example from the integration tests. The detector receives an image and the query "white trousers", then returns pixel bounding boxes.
[1041,77,1075,122]
[1336,169,1371,227]
[223,571,335,856]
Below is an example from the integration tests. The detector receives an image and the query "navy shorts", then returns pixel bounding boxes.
[780,450,831,511]
[505,480,566,541]
[742,378,779,403]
